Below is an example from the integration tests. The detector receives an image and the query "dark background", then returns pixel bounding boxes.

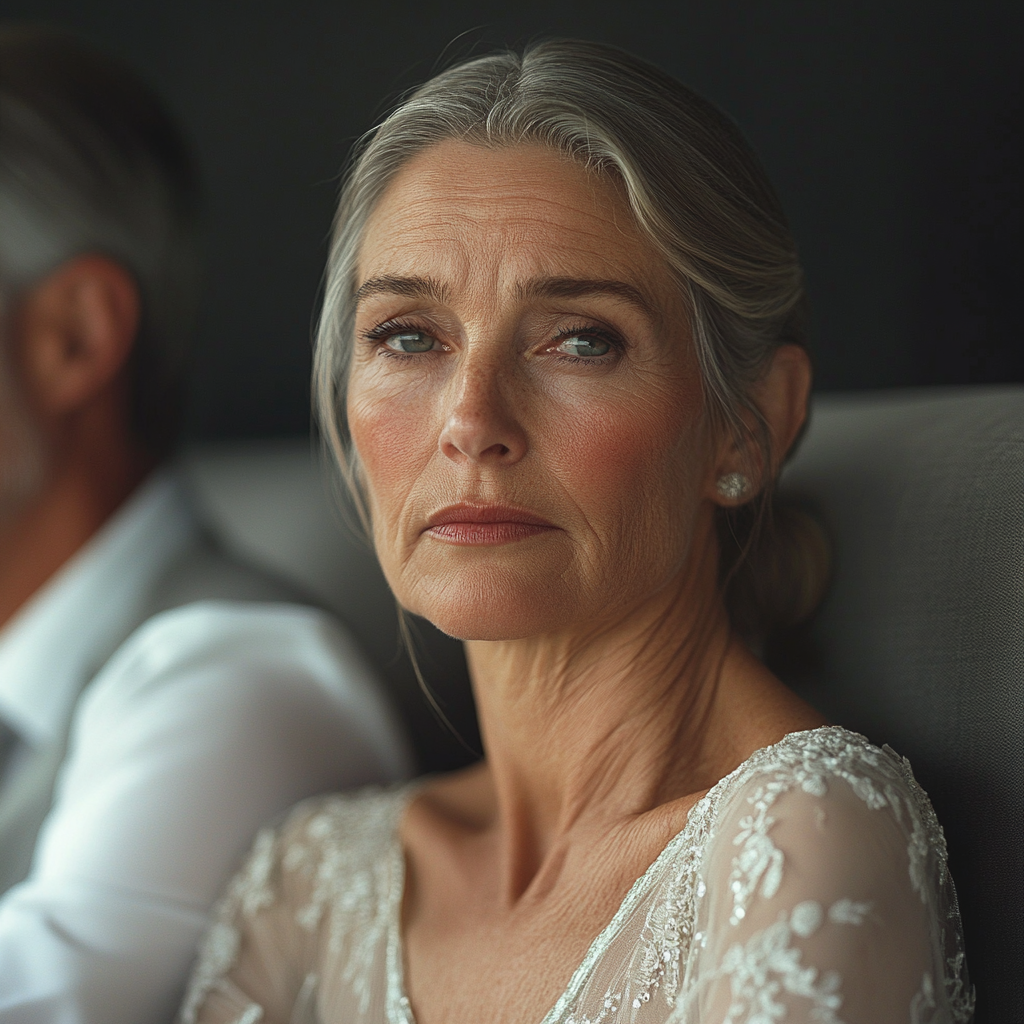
[0,0,1020,441]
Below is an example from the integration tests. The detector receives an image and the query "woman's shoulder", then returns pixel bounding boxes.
[659,727,974,1022]
[638,726,951,948]
[705,725,941,825]
[275,782,414,878]
[279,783,415,849]
[212,783,414,926]
[178,786,417,1023]
[692,725,950,890]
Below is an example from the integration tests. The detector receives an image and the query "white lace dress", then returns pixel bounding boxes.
[178,727,973,1024]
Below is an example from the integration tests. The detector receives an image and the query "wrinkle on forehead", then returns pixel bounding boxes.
[356,140,671,309]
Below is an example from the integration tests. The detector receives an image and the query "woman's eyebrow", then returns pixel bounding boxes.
[517,277,660,322]
[355,275,451,305]
[355,274,659,322]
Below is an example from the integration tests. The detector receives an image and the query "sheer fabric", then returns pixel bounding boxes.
[178,727,973,1024]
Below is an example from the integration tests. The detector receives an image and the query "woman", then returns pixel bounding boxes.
[181,41,971,1023]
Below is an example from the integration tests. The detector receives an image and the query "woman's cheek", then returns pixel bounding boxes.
[549,388,692,511]
[348,387,435,511]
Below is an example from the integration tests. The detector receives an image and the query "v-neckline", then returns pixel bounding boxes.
[385,726,840,1024]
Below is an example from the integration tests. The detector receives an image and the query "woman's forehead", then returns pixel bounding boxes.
[357,140,671,298]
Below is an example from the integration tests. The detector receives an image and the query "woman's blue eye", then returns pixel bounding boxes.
[385,331,434,353]
[556,335,612,358]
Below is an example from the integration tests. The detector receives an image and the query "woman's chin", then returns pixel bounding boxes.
[433,618,537,642]
[397,571,573,642]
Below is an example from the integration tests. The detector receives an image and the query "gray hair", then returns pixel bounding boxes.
[315,39,825,635]
[0,26,201,457]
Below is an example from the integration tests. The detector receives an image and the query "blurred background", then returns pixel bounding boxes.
[0,0,1019,444]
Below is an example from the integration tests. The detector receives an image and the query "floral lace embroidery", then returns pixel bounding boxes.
[883,749,974,1021]
[179,826,279,1023]
[827,899,871,926]
[943,952,975,1024]
[628,857,699,1009]
[290,973,319,1024]
[719,900,846,1024]
[725,734,940,930]
[282,790,405,1015]
[728,785,785,924]
[911,973,938,1024]
[564,991,623,1024]
[178,789,406,1024]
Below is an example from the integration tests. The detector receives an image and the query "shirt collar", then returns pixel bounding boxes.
[0,470,198,747]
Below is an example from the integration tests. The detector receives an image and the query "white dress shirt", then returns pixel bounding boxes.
[0,472,411,1022]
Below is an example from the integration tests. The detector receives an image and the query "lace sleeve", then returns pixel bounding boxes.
[177,787,408,1024]
[176,802,325,1024]
[676,739,973,1024]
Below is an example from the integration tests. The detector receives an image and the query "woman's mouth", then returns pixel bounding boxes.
[424,504,557,545]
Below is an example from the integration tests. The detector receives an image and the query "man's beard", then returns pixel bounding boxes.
[0,303,50,525]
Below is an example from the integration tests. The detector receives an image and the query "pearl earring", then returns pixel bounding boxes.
[716,472,750,501]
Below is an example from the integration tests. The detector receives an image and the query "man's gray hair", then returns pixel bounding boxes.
[0,26,201,457]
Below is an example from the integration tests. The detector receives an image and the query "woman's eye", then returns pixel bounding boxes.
[384,331,435,353]
[554,334,613,358]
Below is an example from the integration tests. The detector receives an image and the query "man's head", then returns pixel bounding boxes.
[0,25,201,519]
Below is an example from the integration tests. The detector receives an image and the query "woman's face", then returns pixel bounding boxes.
[348,140,719,641]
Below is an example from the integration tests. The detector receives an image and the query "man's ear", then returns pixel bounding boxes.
[708,343,812,504]
[14,254,141,418]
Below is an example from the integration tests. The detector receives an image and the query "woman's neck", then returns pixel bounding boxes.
[463,561,751,903]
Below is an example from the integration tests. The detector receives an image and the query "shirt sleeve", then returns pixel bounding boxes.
[0,601,411,1024]
[675,746,972,1024]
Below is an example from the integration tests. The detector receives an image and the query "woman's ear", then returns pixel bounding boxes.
[753,343,812,470]
[709,344,812,506]
[14,254,141,418]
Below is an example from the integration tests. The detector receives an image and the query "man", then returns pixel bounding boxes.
[0,26,410,1021]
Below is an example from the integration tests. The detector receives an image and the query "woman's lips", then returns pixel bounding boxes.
[424,504,557,545]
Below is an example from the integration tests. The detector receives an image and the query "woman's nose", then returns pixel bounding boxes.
[438,360,527,465]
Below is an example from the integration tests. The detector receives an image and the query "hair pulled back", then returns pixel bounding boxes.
[315,39,828,638]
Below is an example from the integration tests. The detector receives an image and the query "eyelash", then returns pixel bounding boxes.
[360,319,439,360]
[359,319,625,363]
